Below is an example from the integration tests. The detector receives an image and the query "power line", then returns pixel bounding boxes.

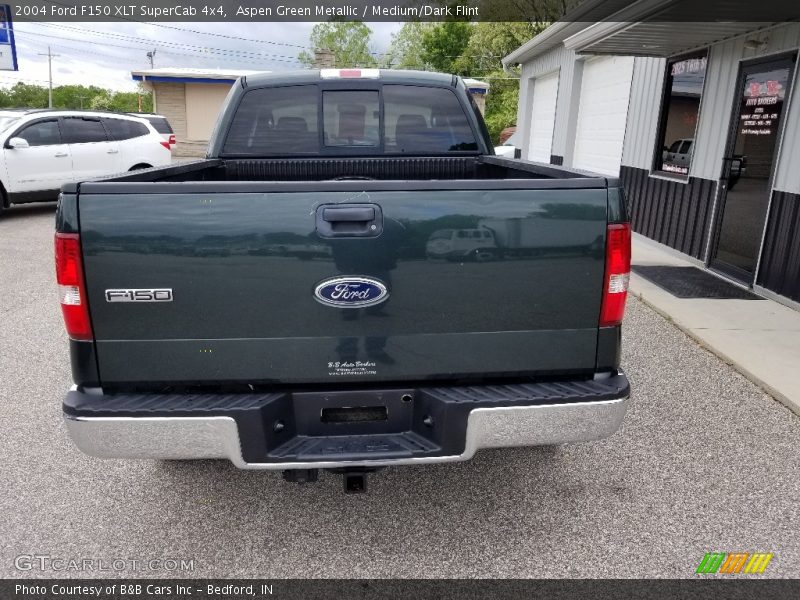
[14,29,303,66]
[33,23,302,62]
[39,0,310,50]
[145,22,310,50]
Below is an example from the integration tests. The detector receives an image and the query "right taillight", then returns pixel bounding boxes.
[599,223,631,327]
[55,233,93,341]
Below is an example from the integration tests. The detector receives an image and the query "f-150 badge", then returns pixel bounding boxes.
[105,289,173,302]
[313,277,388,308]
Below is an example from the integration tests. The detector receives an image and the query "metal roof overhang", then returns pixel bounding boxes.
[563,0,797,57]
[503,0,637,64]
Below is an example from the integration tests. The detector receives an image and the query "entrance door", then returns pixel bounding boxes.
[711,54,796,281]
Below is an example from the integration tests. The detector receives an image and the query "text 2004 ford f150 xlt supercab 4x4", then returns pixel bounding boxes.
[56,69,631,491]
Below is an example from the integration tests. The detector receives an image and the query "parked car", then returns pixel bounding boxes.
[661,138,694,173]
[127,113,175,149]
[426,227,498,261]
[494,131,521,158]
[57,69,631,492]
[0,109,171,215]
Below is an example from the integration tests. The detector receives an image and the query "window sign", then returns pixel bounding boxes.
[739,70,788,137]
[654,51,708,176]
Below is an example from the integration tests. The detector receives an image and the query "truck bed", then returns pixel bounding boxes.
[72,155,611,186]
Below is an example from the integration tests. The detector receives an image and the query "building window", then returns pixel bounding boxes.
[653,51,708,176]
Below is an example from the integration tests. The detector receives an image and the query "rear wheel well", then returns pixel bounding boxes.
[0,181,8,210]
[129,163,153,171]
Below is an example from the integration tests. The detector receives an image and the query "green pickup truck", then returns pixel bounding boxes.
[56,69,631,492]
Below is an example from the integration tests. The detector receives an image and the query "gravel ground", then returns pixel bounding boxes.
[1,203,798,578]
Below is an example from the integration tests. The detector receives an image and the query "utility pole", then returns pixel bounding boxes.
[77,95,88,109]
[37,46,60,108]
[146,49,156,68]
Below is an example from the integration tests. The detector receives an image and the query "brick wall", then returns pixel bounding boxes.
[153,83,195,156]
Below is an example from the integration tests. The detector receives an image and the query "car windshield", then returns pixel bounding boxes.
[503,132,520,146]
[0,116,20,134]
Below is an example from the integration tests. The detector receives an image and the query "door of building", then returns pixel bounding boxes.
[711,53,796,282]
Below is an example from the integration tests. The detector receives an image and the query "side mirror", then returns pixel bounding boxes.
[7,137,30,149]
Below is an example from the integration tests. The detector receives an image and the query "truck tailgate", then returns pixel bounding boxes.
[78,186,607,386]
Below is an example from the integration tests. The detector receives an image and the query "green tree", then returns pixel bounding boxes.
[383,22,433,69]
[449,22,548,143]
[298,22,376,68]
[89,92,112,111]
[451,22,542,75]
[52,85,106,109]
[420,21,473,74]
[0,83,153,112]
[0,83,48,108]
[481,71,524,144]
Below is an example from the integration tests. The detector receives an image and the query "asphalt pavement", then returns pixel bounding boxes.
[1,202,798,578]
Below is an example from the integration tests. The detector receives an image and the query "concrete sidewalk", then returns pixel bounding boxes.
[629,233,800,416]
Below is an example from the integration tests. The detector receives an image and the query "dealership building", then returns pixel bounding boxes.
[132,67,260,157]
[505,1,800,308]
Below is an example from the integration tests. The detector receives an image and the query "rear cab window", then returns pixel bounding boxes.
[221,83,478,156]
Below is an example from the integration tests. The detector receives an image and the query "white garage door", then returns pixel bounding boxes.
[572,56,635,176]
[526,71,559,162]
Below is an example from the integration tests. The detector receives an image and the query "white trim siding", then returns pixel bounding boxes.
[516,45,578,162]
[620,57,666,171]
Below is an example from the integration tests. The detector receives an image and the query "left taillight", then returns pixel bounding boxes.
[168,134,176,145]
[160,140,171,151]
[599,223,631,327]
[55,232,93,341]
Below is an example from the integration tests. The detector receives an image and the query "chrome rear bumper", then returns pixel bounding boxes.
[64,395,629,470]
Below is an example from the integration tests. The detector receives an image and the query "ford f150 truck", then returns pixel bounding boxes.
[57,69,631,492]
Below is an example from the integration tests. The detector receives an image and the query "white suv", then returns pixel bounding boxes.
[0,109,171,214]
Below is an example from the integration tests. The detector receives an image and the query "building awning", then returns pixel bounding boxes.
[131,67,264,85]
[506,0,799,62]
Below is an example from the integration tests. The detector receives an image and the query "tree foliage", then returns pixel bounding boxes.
[298,22,377,68]
[383,22,433,69]
[0,82,153,112]
[420,21,473,74]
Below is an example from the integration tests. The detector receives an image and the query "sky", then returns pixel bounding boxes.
[2,21,403,91]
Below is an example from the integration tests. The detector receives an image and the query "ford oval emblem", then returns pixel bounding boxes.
[314,276,389,308]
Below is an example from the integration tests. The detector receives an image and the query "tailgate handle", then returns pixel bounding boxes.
[316,203,383,238]
[323,207,375,222]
